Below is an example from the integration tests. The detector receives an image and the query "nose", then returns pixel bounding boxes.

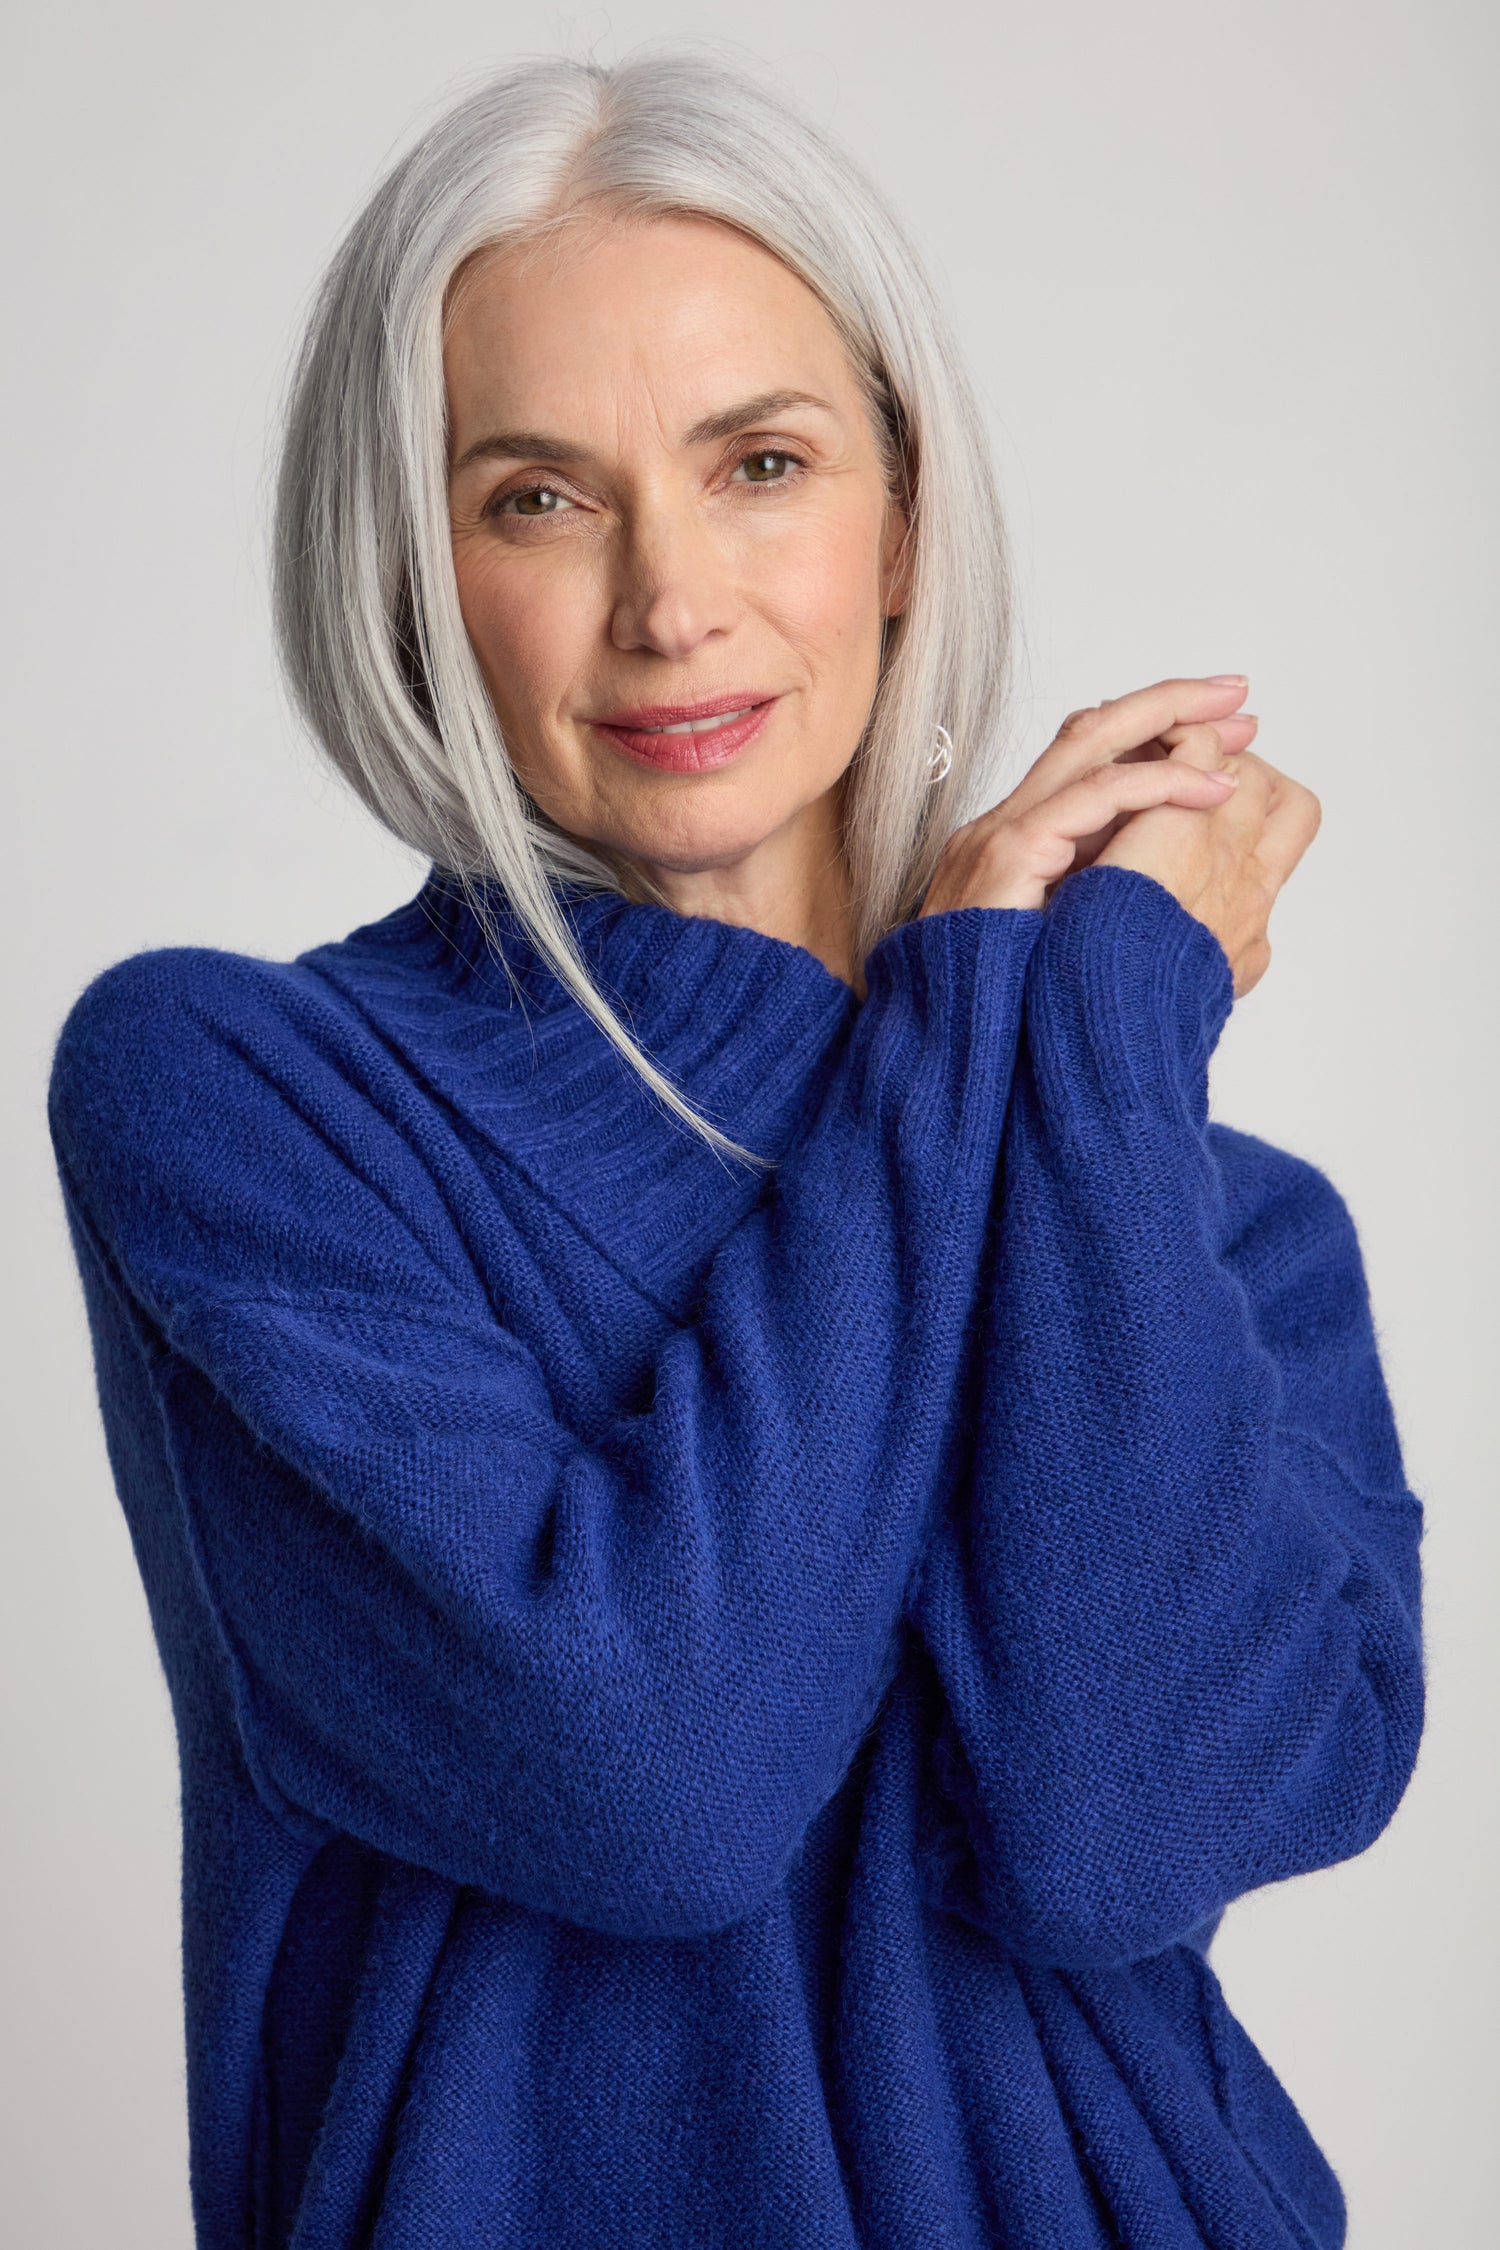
[609,500,739,662]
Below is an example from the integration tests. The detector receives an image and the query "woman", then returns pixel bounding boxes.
[47,48,1424,2250]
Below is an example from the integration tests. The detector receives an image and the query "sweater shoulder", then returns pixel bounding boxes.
[49,882,439,1103]
[45,940,403,1240]
[46,933,492,1326]
[55,940,301,1038]
[50,944,334,1134]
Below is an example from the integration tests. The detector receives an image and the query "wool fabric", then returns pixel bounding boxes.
[47,860,1425,2250]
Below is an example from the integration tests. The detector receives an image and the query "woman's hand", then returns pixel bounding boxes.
[1092,729,1321,1000]
[919,678,1255,918]
[918,676,1321,997]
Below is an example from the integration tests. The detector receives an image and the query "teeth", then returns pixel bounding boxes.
[639,707,755,735]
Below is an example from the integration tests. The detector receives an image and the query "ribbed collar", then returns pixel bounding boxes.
[300,864,863,1181]
[293,867,871,1310]
[416,865,858,1018]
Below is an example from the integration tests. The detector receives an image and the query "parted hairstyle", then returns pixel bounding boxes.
[273,45,1013,1163]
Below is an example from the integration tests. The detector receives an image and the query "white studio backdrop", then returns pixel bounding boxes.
[3,2,1494,2243]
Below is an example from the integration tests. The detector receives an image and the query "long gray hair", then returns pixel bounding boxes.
[273,46,1012,1165]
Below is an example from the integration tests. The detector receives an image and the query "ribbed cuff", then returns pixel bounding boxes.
[1024,866,1234,1132]
[859,905,1046,1175]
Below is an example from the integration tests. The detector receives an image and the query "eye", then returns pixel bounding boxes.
[731,448,802,486]
[492,485,575,519]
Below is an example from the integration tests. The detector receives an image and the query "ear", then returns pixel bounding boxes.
[879,496,914,621]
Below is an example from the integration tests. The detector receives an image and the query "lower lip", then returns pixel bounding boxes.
[590,700,776,772]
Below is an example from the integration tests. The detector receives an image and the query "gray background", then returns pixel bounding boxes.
[4,2,1494,2242]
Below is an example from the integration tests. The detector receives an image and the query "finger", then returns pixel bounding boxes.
[1209,746,1281,817]
[1250,764,1323,887]
[1047,677,1251,768]
[1171,741,1275,843]
[1158,711,1259,760]
[1155,718,1257,772]
[1025,756,1238,847]
[1002,684,1259,828]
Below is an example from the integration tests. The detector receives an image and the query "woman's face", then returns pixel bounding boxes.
[444,209,909,896]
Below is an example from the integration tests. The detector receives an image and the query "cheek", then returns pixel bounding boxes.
[749,503,888,673]
[452,547,596,721]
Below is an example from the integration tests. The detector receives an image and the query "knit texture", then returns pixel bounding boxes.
[47,862,1425,2250]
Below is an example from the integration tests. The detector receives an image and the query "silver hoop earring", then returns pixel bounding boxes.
[927,725,954,784]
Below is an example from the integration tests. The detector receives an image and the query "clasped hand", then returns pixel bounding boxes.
[918,677,1323,999]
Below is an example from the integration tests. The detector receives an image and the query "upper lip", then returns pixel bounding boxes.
[590,693,775,728]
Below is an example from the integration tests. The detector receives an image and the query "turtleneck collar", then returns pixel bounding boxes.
[408,866,859,1020]
[300,865,864,1185]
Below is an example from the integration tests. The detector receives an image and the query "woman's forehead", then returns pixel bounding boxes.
[443,211,863,450]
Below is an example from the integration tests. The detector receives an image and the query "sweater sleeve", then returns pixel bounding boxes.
[48,905,1041,1942]
[906,863,1426,1970]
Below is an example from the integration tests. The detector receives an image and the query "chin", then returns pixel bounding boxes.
[612,801,816,876]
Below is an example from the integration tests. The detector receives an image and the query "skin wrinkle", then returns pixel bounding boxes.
[451,390,844,478]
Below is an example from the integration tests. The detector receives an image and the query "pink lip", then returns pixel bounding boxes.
[588,693,779,773]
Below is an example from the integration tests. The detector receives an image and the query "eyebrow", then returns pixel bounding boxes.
[450,389,840,476]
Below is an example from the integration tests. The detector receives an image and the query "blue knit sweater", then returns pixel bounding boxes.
[47,861,1425,2250]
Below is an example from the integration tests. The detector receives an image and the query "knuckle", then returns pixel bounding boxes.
[1055,705,1099,738]
[1177,720,1222,755]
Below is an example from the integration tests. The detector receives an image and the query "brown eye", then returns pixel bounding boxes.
[733,449,798,485]
[500,486,573,518]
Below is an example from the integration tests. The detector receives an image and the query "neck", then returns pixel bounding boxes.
[613,781,861,994]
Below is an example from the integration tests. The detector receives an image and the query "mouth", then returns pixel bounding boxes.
[588,694,779,773]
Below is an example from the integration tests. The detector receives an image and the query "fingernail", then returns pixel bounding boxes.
[1209,769,1239,786]
[1207,673,1248,686]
